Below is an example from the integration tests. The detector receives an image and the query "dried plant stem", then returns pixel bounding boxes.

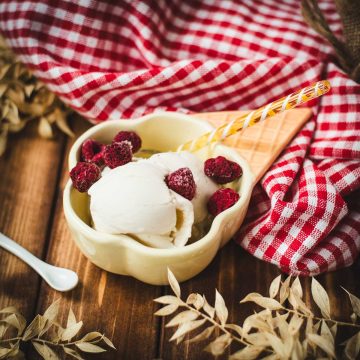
[181,301,247,346]
[284,307,360,328]
[0,336,107,347]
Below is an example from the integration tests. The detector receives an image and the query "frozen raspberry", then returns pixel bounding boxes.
[204,156,242,184]
[207,188,240,216]
[113,131,142,153]
[81,139,105,165]
[103,141,132,169]
[165,167,196,200]
[70,162,101,193]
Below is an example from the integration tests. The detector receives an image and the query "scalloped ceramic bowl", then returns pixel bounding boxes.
[63,112,254,285]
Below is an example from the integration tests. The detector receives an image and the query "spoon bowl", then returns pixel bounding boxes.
[0,232,78,292]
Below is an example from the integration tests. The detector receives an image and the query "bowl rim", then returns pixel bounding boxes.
[63,112,255,257]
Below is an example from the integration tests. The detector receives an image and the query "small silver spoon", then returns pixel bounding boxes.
[0,232,78,292]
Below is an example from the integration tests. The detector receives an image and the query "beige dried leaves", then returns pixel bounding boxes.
[155,269,360,359]
[0,299,115,359]
[0,36,73,156]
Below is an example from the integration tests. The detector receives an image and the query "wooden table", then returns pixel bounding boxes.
[0,118,359,359]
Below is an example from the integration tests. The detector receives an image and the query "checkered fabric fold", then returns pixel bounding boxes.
[1,0,359,275]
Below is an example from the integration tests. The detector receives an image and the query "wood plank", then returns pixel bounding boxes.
[30,117,162,360]
[0,122,65,320]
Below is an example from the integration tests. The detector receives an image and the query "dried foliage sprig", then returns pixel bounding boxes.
[0,36,74,156]
[0,300,115,359]
[155,269,360,359]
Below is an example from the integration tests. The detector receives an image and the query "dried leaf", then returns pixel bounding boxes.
[0,324,8,338]
[75,343,106,353]
[350,313,357,324]
[243,312,270,334]
[61,321,83,341]
[330,323,337,338]
[2,314,26,335]
[307,333,335,358]
[215,290,228,325]
[167,268,181,298]
[343,288,360,317]
[154,295,182,305]
[225,324,243,337]
[240,293,282,310]
[154,304,178,316]
[0,307,20,315]
[169,319,206,341]
[288,313,303,336]
[186,293,204,310]
[43,300,60,322]
[38,117,53,138]
[80,331,103,342]
[67,308,77,328]
[265,333,288,358]
[22,315,42,341]
[0,126,7,156]
[63,347,84,360]
[289,289,313,316]
[244,332,270,347]
[280,276,291,304]
[291,277,303,298]
[269,275,281,299]
[203,296,215,319]
[32,342,60,360]
[344,332,360,360]
[102,336,116,349]
[187,326,215,343]
[0,347,14,359]
[166,310,198,327]
[320,320,334,346]
[229,346,264,360]
[311,278,330,318]
[204,333,232,356]
[54,109,74,137]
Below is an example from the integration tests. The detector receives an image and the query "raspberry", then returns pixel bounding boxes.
[207,188,240,216]
[113,131,142,153]
[103,141,132,169]
[165,167,196,200]
[81,139,105,165]
[70,162,101,193]
[204,156,242,184]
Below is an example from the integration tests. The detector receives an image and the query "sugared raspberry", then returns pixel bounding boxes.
[103,141,132,169]
[70,162,101,193]
[81,139,105,165]
[113,131,142,153]
[204,156,242,184]
[165,167,196,200]
[207,188,240,216]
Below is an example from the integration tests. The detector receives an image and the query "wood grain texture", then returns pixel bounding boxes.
[0,114,358,360]
[0,122,65,320]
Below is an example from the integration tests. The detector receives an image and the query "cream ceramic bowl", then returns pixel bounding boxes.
[63,112,254,285]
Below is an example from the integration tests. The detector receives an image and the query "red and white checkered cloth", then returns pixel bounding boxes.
[1,0,359,275]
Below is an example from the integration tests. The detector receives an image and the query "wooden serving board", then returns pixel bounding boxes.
[193,108,312,182]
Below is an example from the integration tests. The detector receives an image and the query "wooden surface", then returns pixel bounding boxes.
[0,116,359,360]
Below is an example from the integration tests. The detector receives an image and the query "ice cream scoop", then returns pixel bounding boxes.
[88,161,194,248]
[148,152,218,223]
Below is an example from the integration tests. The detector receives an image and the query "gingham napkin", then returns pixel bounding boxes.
[1,0,359,275]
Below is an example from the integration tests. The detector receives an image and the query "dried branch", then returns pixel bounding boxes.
[156,269,360,359]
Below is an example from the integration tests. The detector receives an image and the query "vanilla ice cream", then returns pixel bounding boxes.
[88,161,194,248]
[148,152,218,223]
